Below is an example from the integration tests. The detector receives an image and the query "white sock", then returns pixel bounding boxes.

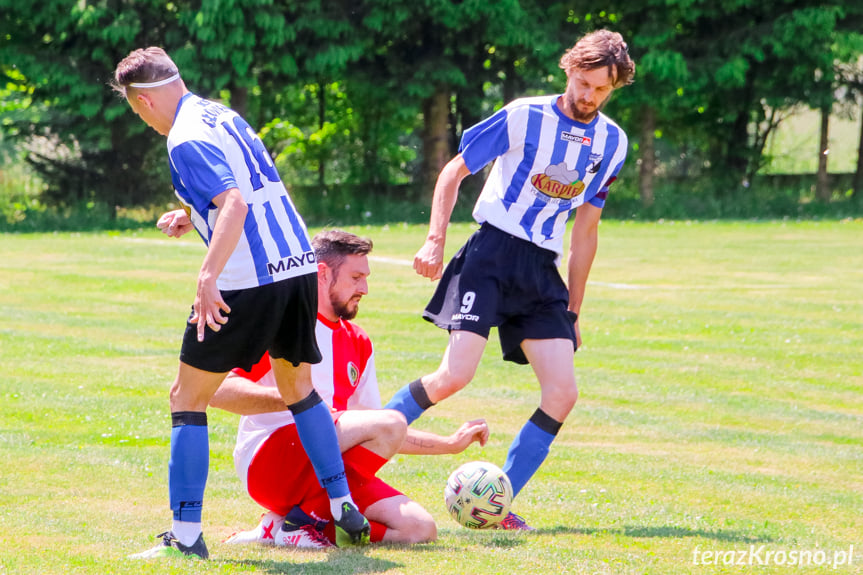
[329,495,355,521]
[171,520,202,547]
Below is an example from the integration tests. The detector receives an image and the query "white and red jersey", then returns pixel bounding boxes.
[232,314,380,488]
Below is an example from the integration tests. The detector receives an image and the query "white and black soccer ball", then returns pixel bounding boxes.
[444,461,513,529]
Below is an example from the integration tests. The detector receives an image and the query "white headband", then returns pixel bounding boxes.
[128,73,180,89]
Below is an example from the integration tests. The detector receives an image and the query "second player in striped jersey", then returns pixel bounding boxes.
[386,30,636,530]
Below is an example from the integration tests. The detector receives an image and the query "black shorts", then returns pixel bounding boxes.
[423,223,577,365]
[179,272,322,373]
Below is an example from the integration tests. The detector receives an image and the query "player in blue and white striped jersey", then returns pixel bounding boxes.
[386,30,636,530]
[112,47,370,559]
[464,92,628,257]
[166,92,317,290]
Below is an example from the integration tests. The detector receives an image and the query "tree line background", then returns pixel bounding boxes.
[1,0,862,229]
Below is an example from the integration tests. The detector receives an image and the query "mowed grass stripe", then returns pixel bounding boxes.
[0,219,860,574]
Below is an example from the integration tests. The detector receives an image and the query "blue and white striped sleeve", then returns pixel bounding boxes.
[458,107,512,175]
[169,140,238,213]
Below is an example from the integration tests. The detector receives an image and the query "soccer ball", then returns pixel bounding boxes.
[444,461,513,529]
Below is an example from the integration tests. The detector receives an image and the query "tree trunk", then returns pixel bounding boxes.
[421,85,451,195]
[815,104,831,203]
[455,83,485,200]
[639,105,656,208]
[854,100,863,200]
[725,64,756,189]
[318,82,326,188]
[108,122,125,220]
[231,85,248,122]
[502,58,518,106]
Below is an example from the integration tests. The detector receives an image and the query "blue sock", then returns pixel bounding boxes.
[289,390,350,498]
[502,409,562,498]
[383,379,433,425]
[169,411,209,522]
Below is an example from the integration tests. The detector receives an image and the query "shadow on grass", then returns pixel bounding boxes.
[218,550,400,574]
[435,528,528,550]
[542,525,774,543]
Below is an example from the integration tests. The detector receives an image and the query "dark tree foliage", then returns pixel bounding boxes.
[0,0,861,220]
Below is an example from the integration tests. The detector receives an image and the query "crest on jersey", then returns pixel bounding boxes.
[530,161,585,200]
[347,362,360,387]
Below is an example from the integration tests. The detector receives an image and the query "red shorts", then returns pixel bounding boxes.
[246,414,402,522]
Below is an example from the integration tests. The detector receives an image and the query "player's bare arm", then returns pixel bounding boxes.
[209,372,284,414]
[191,187,247,342]
[209,373,488,456]
[399,418,489,455]
[210,375,402,458]
[567,203,602,349]
[414,154,472,281]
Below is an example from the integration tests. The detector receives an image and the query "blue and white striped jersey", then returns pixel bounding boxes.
[167,93,315,291]
[461,95,628,256]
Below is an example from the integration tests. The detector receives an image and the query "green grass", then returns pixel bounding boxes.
[1,221,861,574]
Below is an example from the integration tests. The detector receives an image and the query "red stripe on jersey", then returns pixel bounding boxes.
[232,353,272,382]
[320,315,372,410]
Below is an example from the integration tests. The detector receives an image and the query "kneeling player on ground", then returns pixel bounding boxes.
[210,230,489,546]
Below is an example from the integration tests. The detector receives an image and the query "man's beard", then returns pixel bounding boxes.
[565,93,612,123]
[572,103,598,123]
[331,292,359,320]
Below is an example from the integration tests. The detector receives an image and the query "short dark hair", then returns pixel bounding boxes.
[111,47,179,97]
[559,29,635,88]
[312,229,373,275]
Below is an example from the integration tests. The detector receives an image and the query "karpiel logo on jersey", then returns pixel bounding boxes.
[530,161,586,199]
[561,132,592,146]
[347,362,360,387]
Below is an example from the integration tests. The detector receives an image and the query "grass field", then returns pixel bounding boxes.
[1,220,861,574]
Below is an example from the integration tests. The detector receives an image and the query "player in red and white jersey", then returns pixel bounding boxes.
[211,230,489,547]
[228,314,381,495]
